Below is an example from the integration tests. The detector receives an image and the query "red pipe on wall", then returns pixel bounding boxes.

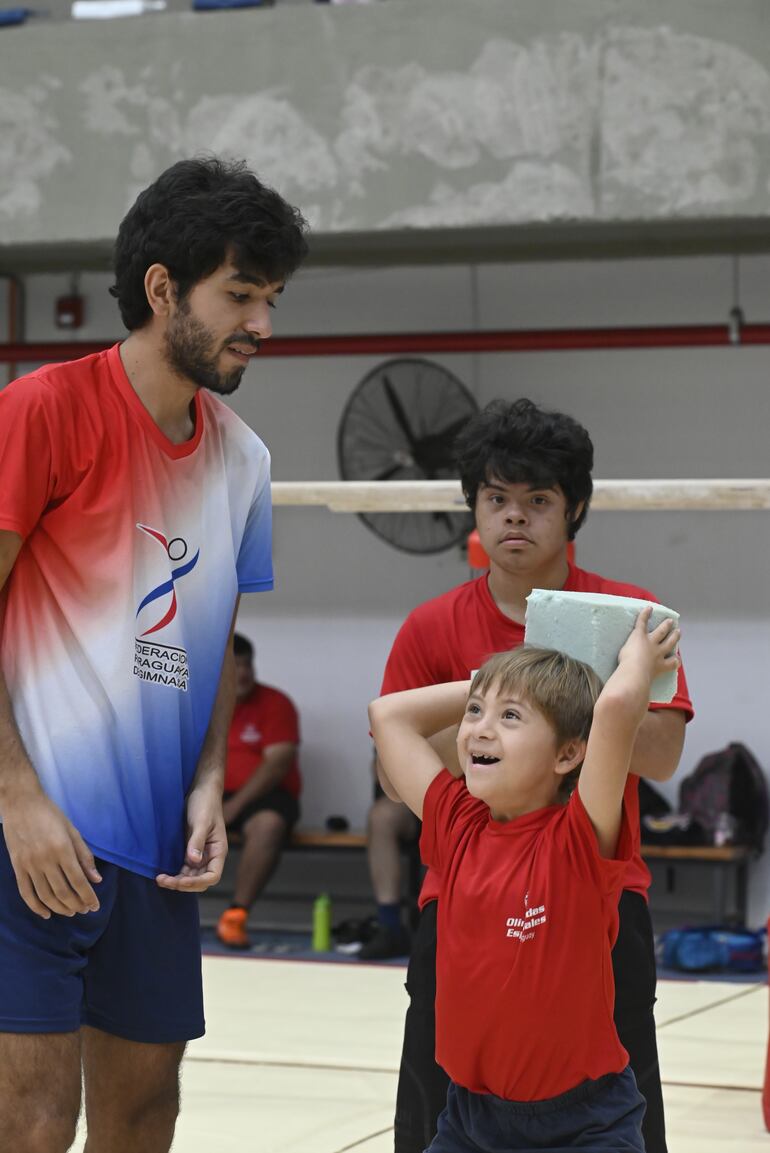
[2,323,770,363]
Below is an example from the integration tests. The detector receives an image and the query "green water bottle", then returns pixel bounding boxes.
[312,892,332,952]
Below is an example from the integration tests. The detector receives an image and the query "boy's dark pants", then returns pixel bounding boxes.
[394,892,666,1153]
[427,1068,645,1152]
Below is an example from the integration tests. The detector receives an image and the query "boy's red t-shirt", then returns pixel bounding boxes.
[225,683,301,798]
[380,567,693,905]
[422,770,633,1101]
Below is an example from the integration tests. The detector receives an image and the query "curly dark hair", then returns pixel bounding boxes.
[454,398,594,539]
[110,156,309,330]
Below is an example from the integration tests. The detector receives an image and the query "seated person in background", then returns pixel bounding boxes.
[369,609,680,1153]
[357,762,420,961]
[216,633,301,949]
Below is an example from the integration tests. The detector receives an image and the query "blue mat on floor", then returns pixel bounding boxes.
[657,965,766,984]
[201,926,408,965]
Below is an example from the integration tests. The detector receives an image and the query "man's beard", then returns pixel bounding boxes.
[164,300,248,396]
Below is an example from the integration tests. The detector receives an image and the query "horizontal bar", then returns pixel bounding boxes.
[271,479,770,513]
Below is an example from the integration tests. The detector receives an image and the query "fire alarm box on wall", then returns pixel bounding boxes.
[56,294,85,329]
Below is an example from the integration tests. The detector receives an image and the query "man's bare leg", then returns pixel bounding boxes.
[359,795,419,960]
[0,1032,81,1153]
[233,808,288,909]
[367,794,419,905]
[81,1027,185,1153]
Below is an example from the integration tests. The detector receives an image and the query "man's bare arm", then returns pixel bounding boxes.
[223,742,297,819]
[156,600,238,891]
[629,709,686,783]
[0,530,101,918]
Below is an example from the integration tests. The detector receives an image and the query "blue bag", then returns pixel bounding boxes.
[658,926,766,973]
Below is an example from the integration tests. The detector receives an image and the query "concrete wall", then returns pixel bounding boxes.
[3,0,770,259]
[4,252,770,922]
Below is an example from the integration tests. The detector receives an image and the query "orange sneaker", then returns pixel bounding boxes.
[216,907,250,950]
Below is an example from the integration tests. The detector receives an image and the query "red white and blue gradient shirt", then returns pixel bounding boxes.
[0,344,273,877]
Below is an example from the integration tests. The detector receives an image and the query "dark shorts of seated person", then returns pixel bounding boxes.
[0,828,204,1043]
[223,787,300,835]
[428,1066,645,1153]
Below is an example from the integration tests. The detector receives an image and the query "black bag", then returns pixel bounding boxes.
[638,779,672,819]
[638,779,702,846]
[640,811,708,846]
[678,742,769,855]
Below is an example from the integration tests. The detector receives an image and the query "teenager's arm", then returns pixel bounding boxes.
[0,531,102,918]
[629,709,686,782]
[369,681,471,819]
[578,611,680,858]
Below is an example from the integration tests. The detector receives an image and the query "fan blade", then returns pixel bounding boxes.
[382,376,417,448]
[373,463,406,481]
[433,414,473,444]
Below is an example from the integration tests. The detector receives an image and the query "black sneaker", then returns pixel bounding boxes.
[357,924,410,961]
[333,915,378,954]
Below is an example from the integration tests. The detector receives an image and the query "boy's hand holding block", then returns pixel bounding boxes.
[524,590,680,703]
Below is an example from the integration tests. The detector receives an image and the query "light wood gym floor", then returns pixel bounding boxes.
[73,955,767,1152]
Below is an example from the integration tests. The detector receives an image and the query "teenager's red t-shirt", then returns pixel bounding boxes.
[380,565,693,904]
[422,770,633,1100]
[225,683,301,798]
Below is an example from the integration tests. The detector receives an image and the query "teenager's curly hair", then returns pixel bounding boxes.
[454,398,594,539]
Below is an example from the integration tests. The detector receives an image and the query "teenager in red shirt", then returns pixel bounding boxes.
[371,612,680,1151]
[380,399,692,1153]
[216,634,301,949]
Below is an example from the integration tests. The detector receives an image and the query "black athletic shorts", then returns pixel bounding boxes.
[223,787,300,835]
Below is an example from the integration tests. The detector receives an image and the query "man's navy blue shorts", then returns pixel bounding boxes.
[0,830,204,1043]
[428,1066,645,1152]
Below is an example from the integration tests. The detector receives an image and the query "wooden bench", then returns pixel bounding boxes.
[641,843,752,926]
[225,827,423,915]
[290,829,367,851]
[226,827,367,850]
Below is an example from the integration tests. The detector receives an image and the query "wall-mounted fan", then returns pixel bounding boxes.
[337,357,478,554]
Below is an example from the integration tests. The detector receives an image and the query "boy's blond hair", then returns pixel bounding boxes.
[469,646,604,797]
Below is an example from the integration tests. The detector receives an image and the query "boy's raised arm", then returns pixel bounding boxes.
[578,609,680,858]
[369,681,471,819]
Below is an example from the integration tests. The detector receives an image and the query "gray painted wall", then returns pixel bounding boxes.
[3,0,770,259]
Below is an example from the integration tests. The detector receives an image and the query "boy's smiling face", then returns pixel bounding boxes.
[456,683,582,821]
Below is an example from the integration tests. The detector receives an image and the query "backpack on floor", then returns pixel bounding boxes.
[678,742,769,855]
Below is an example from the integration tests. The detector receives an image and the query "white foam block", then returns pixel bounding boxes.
[524,589,680,703]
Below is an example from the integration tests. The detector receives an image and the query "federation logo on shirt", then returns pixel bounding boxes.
[505,891,547,942]
[133,523,200,692]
